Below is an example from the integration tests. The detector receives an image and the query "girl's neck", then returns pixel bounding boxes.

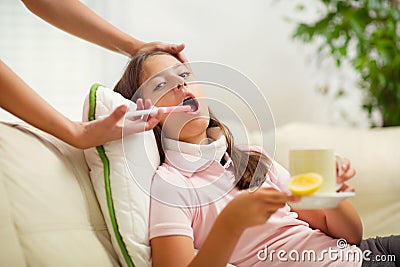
[179,131,209,145]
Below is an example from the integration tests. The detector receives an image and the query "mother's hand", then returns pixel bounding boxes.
[137,42,187,63]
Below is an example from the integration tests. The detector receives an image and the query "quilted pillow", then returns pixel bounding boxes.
[82,84,160,267]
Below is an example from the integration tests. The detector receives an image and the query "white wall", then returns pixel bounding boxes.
[0,0,370,128]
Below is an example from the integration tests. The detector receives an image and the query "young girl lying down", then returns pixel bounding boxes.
[113,52,399,267]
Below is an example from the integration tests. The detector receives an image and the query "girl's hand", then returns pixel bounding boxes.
[336,157,356,192]
[218,188,300,234]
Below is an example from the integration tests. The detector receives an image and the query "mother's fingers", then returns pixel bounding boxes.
[144,109,163,131]
[122,120,147,135]
[176,51,188,63]
[127,98,145,121]
[141,99,153,121]
[144,99,153,109]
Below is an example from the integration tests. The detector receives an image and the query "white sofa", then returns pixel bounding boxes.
[1,121,399,266]
[0,122,118,267]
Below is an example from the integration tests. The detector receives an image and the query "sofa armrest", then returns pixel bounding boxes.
[0,122,118,266]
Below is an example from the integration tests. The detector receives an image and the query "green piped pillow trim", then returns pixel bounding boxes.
[88,83,135,267]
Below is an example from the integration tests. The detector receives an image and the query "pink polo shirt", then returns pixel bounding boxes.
[149,135,362,266]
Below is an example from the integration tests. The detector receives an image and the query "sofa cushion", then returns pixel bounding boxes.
[0,122,118,267]
[83,84,160,267]
[274,122,400,238]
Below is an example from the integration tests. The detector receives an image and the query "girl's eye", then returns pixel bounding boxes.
[179,71,191,79]
[154,82,166,90]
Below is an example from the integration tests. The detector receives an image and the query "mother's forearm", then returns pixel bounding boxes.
[22,0,142,56]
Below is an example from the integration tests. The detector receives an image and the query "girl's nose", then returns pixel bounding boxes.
[175,82,187,92]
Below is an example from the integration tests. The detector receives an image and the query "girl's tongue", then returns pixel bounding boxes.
[182,97,199,112]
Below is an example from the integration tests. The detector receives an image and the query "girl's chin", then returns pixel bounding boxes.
[161,110,209,130]
[168,118,209,139]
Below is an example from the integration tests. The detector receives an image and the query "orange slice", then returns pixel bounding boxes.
[288,173,324,196]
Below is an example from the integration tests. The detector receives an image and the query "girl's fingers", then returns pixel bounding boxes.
[256,188,291,204]
[288,195,302,202]
[336,157,349,175]
[338,158,355,182]
[336,157,356,184]
[337,182,355,192]
[264,203,287,212]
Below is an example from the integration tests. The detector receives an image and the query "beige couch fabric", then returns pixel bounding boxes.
[0,123,119,267]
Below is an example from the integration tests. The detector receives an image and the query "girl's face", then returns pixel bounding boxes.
[140,54,210,143]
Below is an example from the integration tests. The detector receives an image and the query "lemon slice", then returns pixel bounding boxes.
[288,173,324,196]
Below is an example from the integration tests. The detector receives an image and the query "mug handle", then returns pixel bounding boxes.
[335,154,345,191]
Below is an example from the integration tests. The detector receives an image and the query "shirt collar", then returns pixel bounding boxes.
[163,128,228,177]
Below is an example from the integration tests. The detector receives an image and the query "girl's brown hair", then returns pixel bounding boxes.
[114,51,271,190]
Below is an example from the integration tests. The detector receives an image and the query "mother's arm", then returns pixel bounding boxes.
[21,0,186,60]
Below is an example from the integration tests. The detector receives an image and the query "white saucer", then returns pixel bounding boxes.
[289,192,355,209]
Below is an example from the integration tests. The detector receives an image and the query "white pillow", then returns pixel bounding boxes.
[82,84,160,267]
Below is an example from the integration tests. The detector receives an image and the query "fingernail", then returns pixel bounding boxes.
[288,195,301,202]
[121,105,128,112]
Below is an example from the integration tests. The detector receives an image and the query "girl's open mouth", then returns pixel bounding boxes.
[182,96,200,114]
